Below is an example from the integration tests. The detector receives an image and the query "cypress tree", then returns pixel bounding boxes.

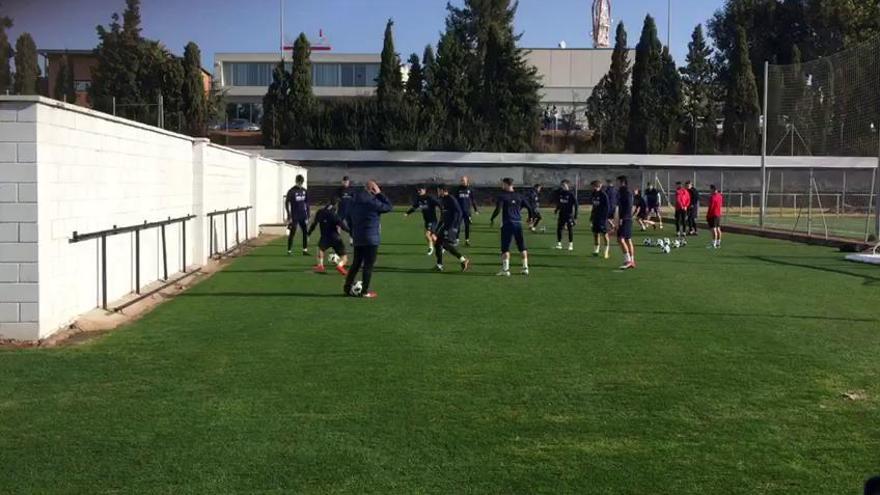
[91,0,145,117]
[680,24,717,153]
[181,41,207,136]
[626,15,663,153]
[658,46,683,152]
[419,44,440,150]
[261,61,287,148]
[405,53,423,97]
[288,33,315,147]
[13,32,38,95]
[586,21,631,152]
[53,52,76,103]
[376,19,405,149]
[721,24,760,154]
[0,13,12,94]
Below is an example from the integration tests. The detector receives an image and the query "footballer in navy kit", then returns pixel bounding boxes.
[307,198,350,276]
[616,175,636,270]
[405,185,441,255]
[433,184,471,272]
[590,180,611,259]
[604,179,619,231]
[525,184,543,232]
[490,178,536,276]
[285,174,310,255]
[455,176,479,246]
[553,180,579,251]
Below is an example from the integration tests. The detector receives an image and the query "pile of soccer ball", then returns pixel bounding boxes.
[644,237,688,254]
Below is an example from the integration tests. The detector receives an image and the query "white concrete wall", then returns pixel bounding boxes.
[0,96,306,341]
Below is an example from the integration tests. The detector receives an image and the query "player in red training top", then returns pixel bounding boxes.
[707,184,723,249]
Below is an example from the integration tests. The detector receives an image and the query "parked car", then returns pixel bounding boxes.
[217,119,261,132]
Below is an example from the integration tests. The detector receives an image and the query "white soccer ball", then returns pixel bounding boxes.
[329,253,340,264]
[643,238,652,246]
[350,281,364,297]
[662,244,672,254]
[664,238,671,246]
[673,240,682,249]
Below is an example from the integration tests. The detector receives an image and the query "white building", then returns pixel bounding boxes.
[214,52,382,124]
[214,48,629,127]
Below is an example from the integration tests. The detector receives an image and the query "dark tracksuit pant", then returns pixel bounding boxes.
[459,215,473,241]
[345,245,379,293]
[557,217,574,243]
[287,216,308,251]
[675,209,688,233]
[687,205,699,232]
[435,227,464,266]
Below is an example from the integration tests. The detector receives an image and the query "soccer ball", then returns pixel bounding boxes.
[662,244,672,254]
[643,238,652,247]
[680,238,688,247]
[664,238,671,246]
[350,281,364,297]
[673,240,682,249]
[329,253,340,264]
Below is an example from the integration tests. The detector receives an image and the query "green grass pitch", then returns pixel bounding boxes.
[1,209,878,494]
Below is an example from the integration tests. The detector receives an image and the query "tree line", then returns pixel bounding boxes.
[262,0,542,152]
[0,0,215,137]
[588,0,880,155]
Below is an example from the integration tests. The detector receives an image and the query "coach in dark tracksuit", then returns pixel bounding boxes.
[686,181,700,235]
[344,181,393,298]
[336,176,354,227]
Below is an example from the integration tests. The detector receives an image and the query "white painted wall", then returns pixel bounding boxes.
[0,96,306,341]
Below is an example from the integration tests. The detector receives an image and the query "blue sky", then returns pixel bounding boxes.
[4,0,722,71]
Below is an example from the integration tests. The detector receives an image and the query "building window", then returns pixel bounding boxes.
[74,81,91,92]
[223,62,274,86]
[340,63,380,87]
[312,63,340,87]
[225,103,263,124]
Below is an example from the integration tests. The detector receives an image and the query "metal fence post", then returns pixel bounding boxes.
[101,235,108,310]
[161,223,168,280]
[808,168,814,237]
[760,60,769,229]
[134,229,140,294]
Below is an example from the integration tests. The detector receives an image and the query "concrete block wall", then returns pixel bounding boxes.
[0,96,306,341]
[0,100,39,340]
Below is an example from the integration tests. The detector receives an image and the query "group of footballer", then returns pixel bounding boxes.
[284,174,725,296]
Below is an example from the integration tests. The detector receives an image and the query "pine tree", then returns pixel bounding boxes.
[658,46,683,152]
[90,0,146,117]
[53,52,76,103]
[287,33,314,147]
[261,61,286,148]
[0,12,12,94]
[680,24,717,153]
[181,42,207,136]
[376,19,406,149]
[586,22,631,152]
[721,25,760,154]
[626,15,664,153]
[431,29,473,150]
[13,33,38,95]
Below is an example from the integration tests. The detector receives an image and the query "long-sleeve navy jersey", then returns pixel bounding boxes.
[634,194,647,216]
[554,189,578,219]
[406,194,440,223]
[590,189,610,222]
[336,186,354,217]
[438,194,463,229]
[285,186,309,220]
[603,186,618,211]
[491,191,534,226]
[455,186,479,215]
[688,187,701,209]
[645,188,660,208]
[526,188,541,210]
[308,206,350,242]
[349,190,393,246]
[618,186,634,220]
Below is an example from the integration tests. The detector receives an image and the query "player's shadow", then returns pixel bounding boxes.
[375,266,495,277]
[180,292,345,299]
[748,255,880,286]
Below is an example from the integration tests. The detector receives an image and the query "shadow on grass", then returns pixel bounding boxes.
[627,309,877,324]
[375,266,495,277]
[748,255,880,286]
[181,292,346,299]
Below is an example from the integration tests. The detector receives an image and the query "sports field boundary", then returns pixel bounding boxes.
[691,219,875,252]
